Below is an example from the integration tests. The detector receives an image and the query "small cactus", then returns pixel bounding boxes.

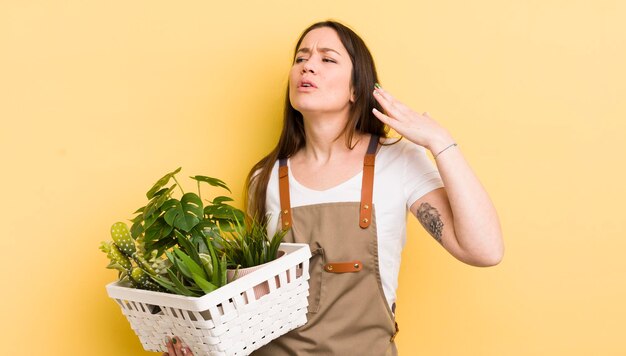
[110,222,156,275]
[99,241,132,272]
[131,267,163,292]
[102,222,166,293]
[111,222,136,256]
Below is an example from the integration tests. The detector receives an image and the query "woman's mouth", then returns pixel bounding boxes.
[298,79,317,89]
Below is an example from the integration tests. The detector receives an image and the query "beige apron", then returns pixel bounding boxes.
[252,135,399,356]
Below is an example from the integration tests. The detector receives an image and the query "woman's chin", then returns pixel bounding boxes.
[291,103,348,117]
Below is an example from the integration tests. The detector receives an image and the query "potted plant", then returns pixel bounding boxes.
[101,168,312,355]
[210,215,288,299]
[100,167,242,297]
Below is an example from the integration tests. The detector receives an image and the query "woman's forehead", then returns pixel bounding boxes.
[297,27,346,54]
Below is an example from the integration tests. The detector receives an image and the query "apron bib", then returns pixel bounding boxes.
[252,135,399,356]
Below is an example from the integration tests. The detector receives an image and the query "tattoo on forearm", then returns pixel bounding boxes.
[416,203,444,244]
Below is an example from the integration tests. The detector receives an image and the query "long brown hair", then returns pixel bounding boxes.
[245,20,390,220]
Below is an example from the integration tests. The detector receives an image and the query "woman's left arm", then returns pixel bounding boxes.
[372,85,504,267]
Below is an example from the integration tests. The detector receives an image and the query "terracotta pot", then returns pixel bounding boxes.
[227,250,286,300]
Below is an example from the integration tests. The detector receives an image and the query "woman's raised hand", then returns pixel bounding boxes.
[372,84,454,154]
[162,336,193,356]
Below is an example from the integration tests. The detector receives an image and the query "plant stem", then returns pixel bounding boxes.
[172,176,185,195]
[197,181,202,201]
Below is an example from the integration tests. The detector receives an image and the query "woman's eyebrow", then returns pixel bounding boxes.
[296,47,342,56]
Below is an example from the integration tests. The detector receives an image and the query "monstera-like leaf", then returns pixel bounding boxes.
[102,168,239,296]
[144,216,173,244]
[190,175,231,192]
[146,167,181,199]
[162,193,203,232]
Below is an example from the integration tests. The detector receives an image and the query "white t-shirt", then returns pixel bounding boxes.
[265,138,445,310]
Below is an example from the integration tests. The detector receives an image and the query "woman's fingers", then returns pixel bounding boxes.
[372,85,449,148]
[163,336,194,355]
[373,86,412,120]
[374,85,395,103]
[167,336,192,355]
[165,336,177,355]
[373,88,398,118]
[372,108,393,126]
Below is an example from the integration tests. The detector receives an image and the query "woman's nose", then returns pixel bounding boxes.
[302,60,316,74]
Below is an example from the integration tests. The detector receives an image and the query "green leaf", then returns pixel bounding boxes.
[142,212,160,232]
[166,250,193,280]
[218,219,236,232]
[204,205,237,219]
[219,254,227,286]
[174,248,207,281]
[145,184,176,217]
[150,274,178,294]
[130,220,144,239]
[147,167,181,199]
[199,253,213,278]
[190,175,231,193]
[162,193,203,232]
[148,237,177,259]
[204,205,245,227]
[166,268,197,297]
[209,236,221,286]
[150,274,202,296]
[212,196,233,204]
[175,230,203,270]
[150,187,170,199]
[189,229,207,253]
[191,272,218,294]
[130,213,144,224]
[144,217,173,243]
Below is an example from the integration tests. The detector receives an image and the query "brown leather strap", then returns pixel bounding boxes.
[359,135,379,229]
[324,261,363,273]
[390,321,400,342]
[278,134,379,231]
[278,158,292,230]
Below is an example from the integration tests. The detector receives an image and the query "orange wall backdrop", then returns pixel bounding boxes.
[1,1,625,355]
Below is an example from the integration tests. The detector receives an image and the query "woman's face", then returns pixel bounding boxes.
[289,27,354,117]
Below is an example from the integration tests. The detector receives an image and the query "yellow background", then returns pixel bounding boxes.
[1,1,624,355]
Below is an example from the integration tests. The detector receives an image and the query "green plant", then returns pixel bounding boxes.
[99,222,169,292]
[129,167,245,257]
[212,215,287,269]
[150,230,229,296]
[100,167,246,297]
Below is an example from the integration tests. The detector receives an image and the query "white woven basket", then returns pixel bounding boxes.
[106,243,311,356]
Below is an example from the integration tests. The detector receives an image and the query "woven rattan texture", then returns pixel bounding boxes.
[109,244,311,356]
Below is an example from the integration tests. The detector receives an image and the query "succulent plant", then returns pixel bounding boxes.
[111,222,156,275]
[131,267,162,292]
[100,241,132,272]
[213,215,287,269]
[100,222,166,291]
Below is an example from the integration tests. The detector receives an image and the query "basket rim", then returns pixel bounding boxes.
[105,242,311,311]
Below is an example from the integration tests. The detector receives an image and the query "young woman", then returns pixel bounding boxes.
[163,19,503,356]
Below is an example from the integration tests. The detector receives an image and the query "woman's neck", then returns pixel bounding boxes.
[300,112,365,164]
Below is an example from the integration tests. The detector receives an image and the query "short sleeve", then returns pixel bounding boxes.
[402,143,445,209]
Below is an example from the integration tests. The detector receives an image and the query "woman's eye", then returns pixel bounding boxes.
[323,58,336,63]
[295,57,306,63]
